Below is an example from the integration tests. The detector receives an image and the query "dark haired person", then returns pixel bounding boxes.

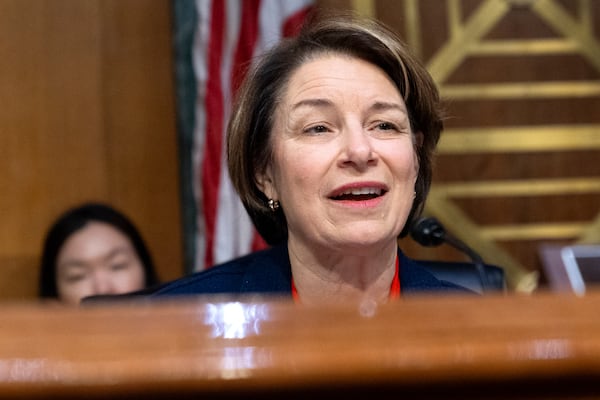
[39,203,159,305]
[151,12,472,303]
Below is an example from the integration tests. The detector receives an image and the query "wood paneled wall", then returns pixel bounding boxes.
[0,0,182,300]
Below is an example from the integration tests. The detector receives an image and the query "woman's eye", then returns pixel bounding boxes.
[65,274,86,283]
[376,122,397,131]
[304,124,329,135]
[111,262,129,271]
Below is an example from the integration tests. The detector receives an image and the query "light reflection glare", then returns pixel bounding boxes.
[509,339,572,360]
[220,347,257,379]
[0,359,55,382]
[204,302,270,339]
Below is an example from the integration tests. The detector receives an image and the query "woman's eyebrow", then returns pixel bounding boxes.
[57,260,87,270]
[102,247,133,262]
[369,101,407,113]
[291,98,334,111]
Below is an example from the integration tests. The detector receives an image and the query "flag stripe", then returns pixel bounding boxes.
[192,0,314,271]
[232,0,260,93]
[230,0,265,255]
[201,0,226,268]
[191,0,213,269]
[213,1,254,266]
[283,6,312,37]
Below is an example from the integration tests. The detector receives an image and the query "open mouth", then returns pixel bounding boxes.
[330,187,386,201]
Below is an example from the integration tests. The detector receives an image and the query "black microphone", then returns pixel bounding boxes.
[410,216,489,291]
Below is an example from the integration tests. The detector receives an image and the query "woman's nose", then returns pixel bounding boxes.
[339,125,376,170]
[90,271,115,294]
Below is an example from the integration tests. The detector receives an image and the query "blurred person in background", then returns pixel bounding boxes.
[39,202,159,305]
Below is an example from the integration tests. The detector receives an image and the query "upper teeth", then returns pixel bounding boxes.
[339,188,382,196]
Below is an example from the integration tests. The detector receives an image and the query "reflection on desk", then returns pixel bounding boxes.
[2,291,600,399]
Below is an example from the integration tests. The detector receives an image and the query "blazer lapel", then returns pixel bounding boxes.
[239,245,293,294]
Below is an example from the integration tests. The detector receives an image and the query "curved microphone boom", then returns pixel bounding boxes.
[410,217,490,291]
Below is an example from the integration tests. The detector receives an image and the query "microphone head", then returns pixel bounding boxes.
[410,217,446,247]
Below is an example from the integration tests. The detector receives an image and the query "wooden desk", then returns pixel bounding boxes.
[2,291,600,399]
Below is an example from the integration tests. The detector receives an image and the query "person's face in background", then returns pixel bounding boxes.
[55,222,146,304]
[260,54,419,254]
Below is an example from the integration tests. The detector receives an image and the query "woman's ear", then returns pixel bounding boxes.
[256,166,277,200]
[412,131,422,181]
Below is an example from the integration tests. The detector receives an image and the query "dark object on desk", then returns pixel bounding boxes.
[411,217,506,294]
[419,260,505,295]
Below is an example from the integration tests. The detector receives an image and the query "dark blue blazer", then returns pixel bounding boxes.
[150,245,470,298]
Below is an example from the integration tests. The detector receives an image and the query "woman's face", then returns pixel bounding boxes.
[55,222,146,304]
[259,54,419,253]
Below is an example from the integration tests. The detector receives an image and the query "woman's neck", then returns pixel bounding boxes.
[288,240,398,305]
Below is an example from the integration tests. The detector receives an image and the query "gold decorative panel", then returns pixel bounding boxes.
[355,0,600,292]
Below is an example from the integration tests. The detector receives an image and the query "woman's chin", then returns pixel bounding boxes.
[325,232,397,252]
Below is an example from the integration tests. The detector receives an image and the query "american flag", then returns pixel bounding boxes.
[190,0,314,271]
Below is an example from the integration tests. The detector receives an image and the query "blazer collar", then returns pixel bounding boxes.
[238,245,448,294]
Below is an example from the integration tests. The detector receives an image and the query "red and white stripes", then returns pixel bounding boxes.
[192,0,313,270]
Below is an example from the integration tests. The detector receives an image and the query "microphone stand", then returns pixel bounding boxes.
[411,217,490,292]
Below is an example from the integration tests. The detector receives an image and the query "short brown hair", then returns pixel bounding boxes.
[227,12,444,245]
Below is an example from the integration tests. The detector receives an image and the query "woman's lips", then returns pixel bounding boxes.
[331,187,384,201]
[328,183,388,202]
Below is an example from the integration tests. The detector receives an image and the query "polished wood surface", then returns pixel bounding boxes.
[2,292,600,399]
